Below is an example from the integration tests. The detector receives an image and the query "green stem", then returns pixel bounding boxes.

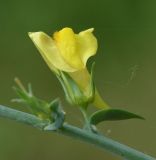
[0,105,48,129]
[60,124,154,160]
[80,107,89,123]
[0,105,155,160]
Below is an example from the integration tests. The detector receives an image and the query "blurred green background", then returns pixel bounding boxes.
[0,0,156,159]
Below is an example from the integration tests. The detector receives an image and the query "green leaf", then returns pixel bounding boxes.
[13,79,65,130]
[90,109,145,125]
[13,79,51,119]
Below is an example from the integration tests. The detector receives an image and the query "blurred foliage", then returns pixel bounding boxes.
[0,0,156,160]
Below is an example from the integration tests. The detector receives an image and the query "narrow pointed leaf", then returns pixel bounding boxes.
[13,83,51,118]
[90,109,145,125]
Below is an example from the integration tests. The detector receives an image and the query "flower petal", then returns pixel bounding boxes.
[53,28,84,70]
[29,32,77,73]
[93,91,109,109]
[69,68,90,96]
[76,28,98,66]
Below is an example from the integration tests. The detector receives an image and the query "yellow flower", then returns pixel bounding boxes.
[29,27,109,109]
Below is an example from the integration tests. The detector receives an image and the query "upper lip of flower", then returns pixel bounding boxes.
[28,27,97,73]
